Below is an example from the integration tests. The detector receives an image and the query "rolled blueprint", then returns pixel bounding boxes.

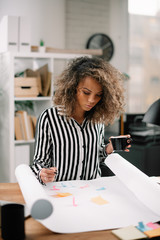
[105,153,160,216]
[15,164,53,219]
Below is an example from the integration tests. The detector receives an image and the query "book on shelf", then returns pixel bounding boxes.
[30,115,37,135]
[43,71,52,96]
[36,64,48,96]
[15,111,27,140]
[15,111,37,141]
[14,115,24,140]
[27,115,34,139]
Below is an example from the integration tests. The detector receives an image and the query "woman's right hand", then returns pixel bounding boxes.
[40,167,57,184]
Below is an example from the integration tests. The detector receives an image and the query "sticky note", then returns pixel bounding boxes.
[61,183,67,187]
[73,197,78,207]
[112,225,147,240]
[137,221,152,232]
[96,187,106,191]
[91,196,108,205]
[144,227,160,238]
[80,184,89,189]
[146,222,160,229]
[53,192,72,198]
[51,186,60,190]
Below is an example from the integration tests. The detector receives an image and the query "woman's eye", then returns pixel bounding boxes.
[83,91,90,95]
[96,94,102,98]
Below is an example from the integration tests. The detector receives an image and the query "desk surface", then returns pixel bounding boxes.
[0,183,118,240]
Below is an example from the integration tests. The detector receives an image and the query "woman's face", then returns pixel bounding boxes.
[76,76,103,112]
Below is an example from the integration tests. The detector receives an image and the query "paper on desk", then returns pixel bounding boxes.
[15,154,160,233]
[105,154,160,216]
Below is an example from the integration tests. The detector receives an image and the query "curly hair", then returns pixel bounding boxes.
[53,56,125,125]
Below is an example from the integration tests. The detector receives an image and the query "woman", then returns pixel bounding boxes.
[31,56,130,184]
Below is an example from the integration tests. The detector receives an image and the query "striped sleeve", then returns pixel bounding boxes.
[30,110,53,182]
[98,124,108,162]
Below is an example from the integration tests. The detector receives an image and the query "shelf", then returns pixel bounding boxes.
[12,51,91,59]
[15,139,35,144]
[14,96,53,101]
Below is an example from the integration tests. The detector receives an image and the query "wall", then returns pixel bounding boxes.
[65,0,110,49]
[0,0,66,48]
[65,0,129,73]
[109,0,129,73]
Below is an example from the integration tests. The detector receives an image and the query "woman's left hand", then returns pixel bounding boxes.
[124,134,132,152]
[105,142,114,155]
[105,134,132,154]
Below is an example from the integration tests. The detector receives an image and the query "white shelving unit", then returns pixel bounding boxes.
[0,51,91,182]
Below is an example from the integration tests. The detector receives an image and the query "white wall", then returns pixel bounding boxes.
[65,0,110,49]
[109,0,129,73]
[0,0,66,48]
[65,0,129,72]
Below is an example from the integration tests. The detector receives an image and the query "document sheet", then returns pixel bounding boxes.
[15,153,160,233]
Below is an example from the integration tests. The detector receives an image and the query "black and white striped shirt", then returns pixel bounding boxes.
[31,106,107,182]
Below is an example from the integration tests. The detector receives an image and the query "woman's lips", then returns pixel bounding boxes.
[85,104,93,109]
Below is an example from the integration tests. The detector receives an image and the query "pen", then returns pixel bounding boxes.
[40,164,58,175]
[39,164,58,185]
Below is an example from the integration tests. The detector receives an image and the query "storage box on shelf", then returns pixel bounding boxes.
[14,77,41,97]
